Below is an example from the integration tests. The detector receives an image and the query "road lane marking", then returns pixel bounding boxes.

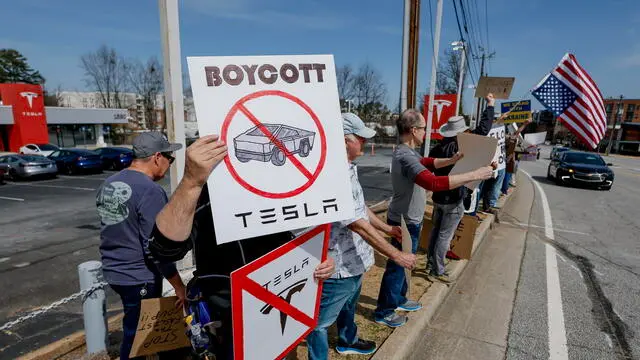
[13,262,30,268]
[0,196,24,202]
[8,183,95,191]
[522,170,569,360]
[0,258,10,263]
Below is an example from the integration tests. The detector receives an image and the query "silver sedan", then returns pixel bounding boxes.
[0,154,58,179]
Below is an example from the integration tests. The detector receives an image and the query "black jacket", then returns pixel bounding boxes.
[149,185,292,300]
[431,106,495,204]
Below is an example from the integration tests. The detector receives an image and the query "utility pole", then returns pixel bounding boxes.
[424,0,444,157]
[605,95,624,155]
[452,41,466,116]
[400,0,421,112]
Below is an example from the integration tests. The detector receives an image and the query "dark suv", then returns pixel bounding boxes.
[547,151,614,190]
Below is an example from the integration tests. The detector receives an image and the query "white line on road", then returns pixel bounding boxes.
[523,170,569,360]
[0,196,24,201]
[13,262,30,268]
[604,333,613,348]
[0,257,10,263]
[8,183,95,191]
[502,221,590,236]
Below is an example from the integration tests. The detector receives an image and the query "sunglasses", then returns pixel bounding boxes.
[160,152,175,164]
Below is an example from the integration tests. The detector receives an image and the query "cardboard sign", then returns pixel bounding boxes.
[500,100,531,123]
[488,125,507,171]
[423,94,458,140]
[231,224,329,360]
[474,77,515,99]
[524,131,547,146]
[449,133,498,190]
[129,297,190,358]
[400,216,412,290]
[188,55,354,244]
[449,215,479,259]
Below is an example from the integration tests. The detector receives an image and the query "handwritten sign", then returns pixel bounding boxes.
[474,76,515,99]
[488,125,507,171]
[129,297,190,358]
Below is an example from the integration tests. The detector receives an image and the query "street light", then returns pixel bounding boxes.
[451,41,466,116]
[345,99,355,113]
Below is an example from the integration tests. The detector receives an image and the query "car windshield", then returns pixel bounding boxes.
[564,153,605,166]
[37,144,59,151]
[247,125,279,136]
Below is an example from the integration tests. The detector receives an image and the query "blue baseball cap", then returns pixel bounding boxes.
[341,112,376,139]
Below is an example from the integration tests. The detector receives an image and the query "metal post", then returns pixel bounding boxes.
[455,44,466,116]
[159,0,186,193]
[78,261,107,355]
[424,0,444,157]
[400,0,411,112]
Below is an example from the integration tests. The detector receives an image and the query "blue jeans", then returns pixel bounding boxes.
[110,279,162,360]
[502,172,513,194]
[490,169,506,206]
[307,275,363,360]
[428,201,465,275]
[374,219,421,319]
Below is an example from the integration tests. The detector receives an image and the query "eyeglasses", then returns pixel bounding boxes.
[413,126,427,130]
[160,152,175,165]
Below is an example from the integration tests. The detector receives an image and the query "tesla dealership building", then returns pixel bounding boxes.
[0,83,129,152]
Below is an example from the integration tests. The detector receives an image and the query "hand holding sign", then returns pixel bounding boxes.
[184,135,228,187]
[485,93,496,107]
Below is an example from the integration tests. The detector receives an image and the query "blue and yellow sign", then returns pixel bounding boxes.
[501,100,531,123]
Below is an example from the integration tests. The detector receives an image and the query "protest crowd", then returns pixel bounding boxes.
[96,91,534,360]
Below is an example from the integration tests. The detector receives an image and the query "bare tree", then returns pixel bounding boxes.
[80,45,129,109]
[43,84,64,106]
[128,57,163,129]
[336,64,354,101]
[353,63,387,107]
[436,49,464,95]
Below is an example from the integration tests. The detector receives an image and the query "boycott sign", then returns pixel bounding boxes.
[488,125,507,171]
[501,100,532,123]
[231,225,329,360]
[423,94,457,140]
[188,55,354,244]
[129,297,190,358]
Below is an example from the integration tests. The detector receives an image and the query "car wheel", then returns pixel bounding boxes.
[66,164,75,175]
[9,169,18,181]
[271,148,286,166]
[547,167,553,180]
[237,156,250,163]
[555,174,564,186]
[299,140,311,157]
[601,185,612,191]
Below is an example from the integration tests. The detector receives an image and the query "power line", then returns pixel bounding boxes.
[452,0,477,84]
[458,0,482,76]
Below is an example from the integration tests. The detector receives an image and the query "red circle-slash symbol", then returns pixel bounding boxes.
[221,90,327,199]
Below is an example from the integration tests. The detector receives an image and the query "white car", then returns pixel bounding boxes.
[19,143,60,157]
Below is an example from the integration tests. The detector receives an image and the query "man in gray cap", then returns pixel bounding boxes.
[96,131,185,360]
[306,113,417,359]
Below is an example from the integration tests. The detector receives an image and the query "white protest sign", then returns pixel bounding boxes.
[524,131,547,146]
[231,225,329,360]
[188,55,354,244]
[449,133,498,190]
[488,125,506,171]
[400,216,412,290]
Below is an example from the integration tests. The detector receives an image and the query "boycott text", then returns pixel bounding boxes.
[206,63,327,87]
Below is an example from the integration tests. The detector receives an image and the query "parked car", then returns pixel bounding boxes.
[0,154,58,179]
[47,149,103,174]
[547,151,614,190]
[233,124,316,166]
[550,146,569,160]
[94,147,133,170]
[0,167,5,184]
[19,143,60,157]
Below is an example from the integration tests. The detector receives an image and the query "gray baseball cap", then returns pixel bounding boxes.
[132,132,182,159]
[341,112,376,139]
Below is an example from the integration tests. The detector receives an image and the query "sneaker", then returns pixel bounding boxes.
[336,339,377,355]
[430,273,453,284]
[375,313,408,328]
[396,300,422,312]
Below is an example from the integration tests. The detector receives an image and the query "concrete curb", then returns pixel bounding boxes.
[371,190,516,360]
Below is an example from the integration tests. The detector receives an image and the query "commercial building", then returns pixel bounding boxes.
[0,83,128,152]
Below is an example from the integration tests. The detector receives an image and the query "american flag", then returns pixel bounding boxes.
[532,53,606,149]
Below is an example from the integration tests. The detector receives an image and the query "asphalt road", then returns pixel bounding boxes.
[0,159,393,359]
[506,146,640,360]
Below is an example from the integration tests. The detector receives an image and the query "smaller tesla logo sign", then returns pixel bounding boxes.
[20,92,39,109]
[260,279,307,334]
[434,99,452,120]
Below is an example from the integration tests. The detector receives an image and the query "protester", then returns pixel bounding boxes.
[374,108,494,326]
[96,132,185,360]
[148,135,335,360]
[428,94,497,283]
[503,117,532,194]
[306,112,418,358]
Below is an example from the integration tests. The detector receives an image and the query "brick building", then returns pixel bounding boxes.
[603,98,640,154]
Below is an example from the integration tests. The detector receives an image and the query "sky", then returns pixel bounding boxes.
[1,0,639,114]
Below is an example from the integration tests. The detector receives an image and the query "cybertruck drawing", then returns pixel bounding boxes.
[233,124,316,166]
